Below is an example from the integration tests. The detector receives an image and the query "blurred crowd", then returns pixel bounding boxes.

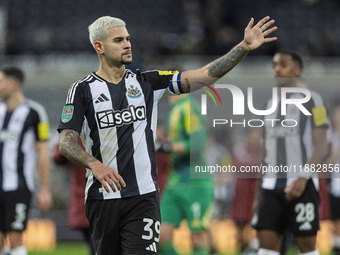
[2,0,340,65]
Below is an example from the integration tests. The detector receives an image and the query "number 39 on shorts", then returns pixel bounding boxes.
[142,218,160,242]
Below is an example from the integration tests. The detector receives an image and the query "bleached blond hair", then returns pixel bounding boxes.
[88,16,126,47]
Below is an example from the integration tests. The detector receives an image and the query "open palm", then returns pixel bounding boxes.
[244,16,277,51]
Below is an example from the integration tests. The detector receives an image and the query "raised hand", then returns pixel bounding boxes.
[242,16,277,51]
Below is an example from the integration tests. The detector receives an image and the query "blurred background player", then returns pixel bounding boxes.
[154,122,171,199]
[0,67,52,255]
[206,131,232,221]
[327,105,340,255]
[252,50,329,255]
[231,127,262,254]
[159,93,214,255]
[53,137,94,255]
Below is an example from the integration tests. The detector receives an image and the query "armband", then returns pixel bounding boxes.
[168,72,183,95]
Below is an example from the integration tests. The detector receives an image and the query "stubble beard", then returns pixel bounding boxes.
[121,54,132,65]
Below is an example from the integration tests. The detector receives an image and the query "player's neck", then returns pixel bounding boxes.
[5,91,25,111]
[96,64,126,84]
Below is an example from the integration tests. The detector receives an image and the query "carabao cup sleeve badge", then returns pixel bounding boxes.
[61,106,74,123]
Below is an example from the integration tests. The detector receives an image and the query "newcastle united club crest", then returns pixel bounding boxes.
[127,85,142,98]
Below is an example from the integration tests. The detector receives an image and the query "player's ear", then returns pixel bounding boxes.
[294,66,302,77]
[94,41,104,54]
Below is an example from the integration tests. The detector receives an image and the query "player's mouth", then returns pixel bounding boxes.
[123,51,132,57]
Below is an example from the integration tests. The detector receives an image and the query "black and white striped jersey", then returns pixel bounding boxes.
[262,90,328,190]
[58,69,177,200]
[330,132,340,197]
[0,100,50,192]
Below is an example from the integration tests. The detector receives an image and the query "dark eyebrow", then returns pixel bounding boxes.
[113,35,130,40]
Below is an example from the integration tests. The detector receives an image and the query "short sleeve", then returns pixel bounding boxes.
[57,82,86,134]
[141,70,179,91]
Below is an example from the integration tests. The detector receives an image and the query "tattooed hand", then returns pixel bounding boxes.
[242,16,277,52]
[59,129,126,193]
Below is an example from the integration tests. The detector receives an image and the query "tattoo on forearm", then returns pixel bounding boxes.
[208,46,248,78]
[59,129,96,168]
[184,77,190,91]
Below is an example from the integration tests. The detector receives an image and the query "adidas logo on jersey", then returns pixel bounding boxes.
[146,242,157,252]
[96,105,146,129]
[95,93,110,103]
[299,221,312,231]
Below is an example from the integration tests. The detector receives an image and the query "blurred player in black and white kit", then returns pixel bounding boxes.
[327,105,340,255]
[0,67,53,255]
[252,51,329,255]
[57,16,277,255]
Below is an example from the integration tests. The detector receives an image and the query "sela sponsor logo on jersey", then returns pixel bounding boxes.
[96,105,146,129]
[127,85,142,98]
[0,129,19,142]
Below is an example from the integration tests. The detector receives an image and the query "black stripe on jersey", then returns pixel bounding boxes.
[109,79,139,197]
[84,82,104,200]
[137,72,158,190]
[83,80,103,162]
[17,111,38,190]
[0,111,13,191]
[275,105,287,190]
[299,113,308,165]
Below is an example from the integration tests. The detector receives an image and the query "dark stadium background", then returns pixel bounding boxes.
[0,0,339,254]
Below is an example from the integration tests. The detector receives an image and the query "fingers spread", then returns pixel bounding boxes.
[260,20,276,32]
[264,37,278,43]
[255,16,270,29]
[263,26,277,37]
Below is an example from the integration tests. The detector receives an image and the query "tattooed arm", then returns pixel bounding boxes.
[180,16,277,92]
[59,129,126,192]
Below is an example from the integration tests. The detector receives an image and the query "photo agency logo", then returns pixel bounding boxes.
[200,83,312,128]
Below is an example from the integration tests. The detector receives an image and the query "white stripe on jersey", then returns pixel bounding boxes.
[311,91,323,107]
[331,133,340,196]
[66,82,79,104]
[21,126,36,191]
[66,75,91,104]
[27,99,49,123]
[88,79,121,199]
[152,89,167,142]
[125,74,156,195]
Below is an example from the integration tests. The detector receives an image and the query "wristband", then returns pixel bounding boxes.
[299,166,313,179]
